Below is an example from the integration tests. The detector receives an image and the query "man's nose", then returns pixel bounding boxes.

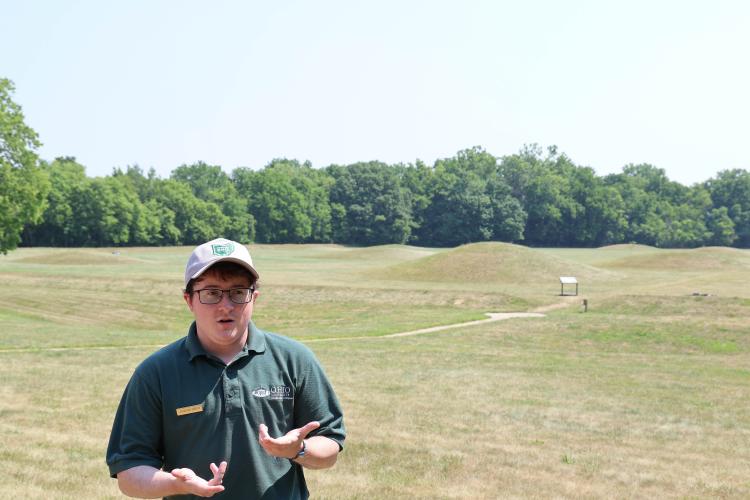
[217,292,236,309]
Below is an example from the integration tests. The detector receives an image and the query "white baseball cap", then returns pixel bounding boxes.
[184,238,259,287]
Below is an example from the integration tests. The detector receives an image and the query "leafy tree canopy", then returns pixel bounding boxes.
[0,78,49,253]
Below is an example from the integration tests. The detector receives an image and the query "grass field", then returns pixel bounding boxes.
[1,243,749,498]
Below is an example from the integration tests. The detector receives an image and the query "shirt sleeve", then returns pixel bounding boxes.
[293,349,346,450]
[106,367,165,477]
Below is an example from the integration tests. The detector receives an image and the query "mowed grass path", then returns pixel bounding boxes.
[0,243,749,498]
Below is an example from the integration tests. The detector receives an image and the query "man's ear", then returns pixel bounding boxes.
[183,291,194,311]
[252,290,260,303]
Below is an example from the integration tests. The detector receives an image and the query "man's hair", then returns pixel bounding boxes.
[185,261,259,293]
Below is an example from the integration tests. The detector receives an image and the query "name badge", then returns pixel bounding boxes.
[176,404,204,416]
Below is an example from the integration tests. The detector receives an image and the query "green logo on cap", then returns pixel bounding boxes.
[211,242,235,256]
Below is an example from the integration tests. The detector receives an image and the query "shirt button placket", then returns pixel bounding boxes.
[224,366,242,415]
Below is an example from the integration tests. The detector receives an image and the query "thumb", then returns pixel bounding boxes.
[171,468,191,481]
[259,423,270,440]
[298,421,321,438]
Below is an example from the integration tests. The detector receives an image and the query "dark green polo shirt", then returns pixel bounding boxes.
[106,322,346,499]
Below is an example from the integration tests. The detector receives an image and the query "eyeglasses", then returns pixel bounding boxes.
[192,287,255,305]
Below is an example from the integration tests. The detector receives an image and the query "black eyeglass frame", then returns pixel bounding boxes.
[191,287,256,305]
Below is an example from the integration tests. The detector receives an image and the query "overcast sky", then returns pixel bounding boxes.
[2,0,749,185]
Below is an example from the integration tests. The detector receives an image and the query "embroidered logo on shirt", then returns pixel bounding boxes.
[270,385,293,400]
[252,387,270,398]
[252,385,293,400]
[176,404,204,416]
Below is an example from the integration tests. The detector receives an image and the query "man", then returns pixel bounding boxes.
[107,238,345,499]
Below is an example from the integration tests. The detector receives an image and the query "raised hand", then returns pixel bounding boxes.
[258,421,320,459]
[170,461,227,497]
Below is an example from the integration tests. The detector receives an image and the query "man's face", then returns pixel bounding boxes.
[183,269,259,355]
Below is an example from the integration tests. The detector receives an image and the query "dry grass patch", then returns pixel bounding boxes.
[304,318,750,498]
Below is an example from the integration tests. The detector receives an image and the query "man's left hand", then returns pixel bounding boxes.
[258,421,320,459]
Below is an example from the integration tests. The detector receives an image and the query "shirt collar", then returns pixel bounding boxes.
[185,322,206,361]
[185,321,266,362]
[247,322,267,354]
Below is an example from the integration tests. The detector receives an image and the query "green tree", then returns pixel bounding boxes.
[499,146,576,246]
[234,160,332,243]
[653,202,709,248]
[60,176,144,246]
[0,78,50,253]
[327,161,413,245]
[90,177,142,245]
[112,165,160,201]
[554,158,626,246]
[418,152,493,246]
[172,162,254,242]
[145,197,181,245]
[23,157,88,246]
[705,206,737,246]
[155,179,230,244]
[705,169,750,247]
[171,162,233,200]
[487,174,526,242]
[393,160,432,244]
[607,164,712,247]
[108,172,163,245]
[415,147,525,246]
[111,166,184,245]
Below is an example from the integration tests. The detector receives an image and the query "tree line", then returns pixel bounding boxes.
[3,78,750,252]
[16,148,750,250]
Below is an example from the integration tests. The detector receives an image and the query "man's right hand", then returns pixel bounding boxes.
[170,461,227,497]
[117,462,228,498]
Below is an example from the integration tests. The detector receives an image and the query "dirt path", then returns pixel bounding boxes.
[0,310,552,353]
[305,312,546,343]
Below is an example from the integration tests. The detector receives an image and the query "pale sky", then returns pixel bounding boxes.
[2,0,749,185]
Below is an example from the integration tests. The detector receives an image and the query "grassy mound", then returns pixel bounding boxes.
[374,241,610,284]
[16,249,145,266]
[320,244,439,261]
[599,246,750,271]
[597,243,658,252]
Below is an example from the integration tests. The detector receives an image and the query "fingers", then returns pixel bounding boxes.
[258,424,278,449]
[172,465,226,497]
[208,461,228,486]
[208,463,220,485]
[260,421,320,441]
[199,485,225,497]
[258,421,321,459]
[260,423,299,447]
[258,422,286,456]
[297,421,321,439]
